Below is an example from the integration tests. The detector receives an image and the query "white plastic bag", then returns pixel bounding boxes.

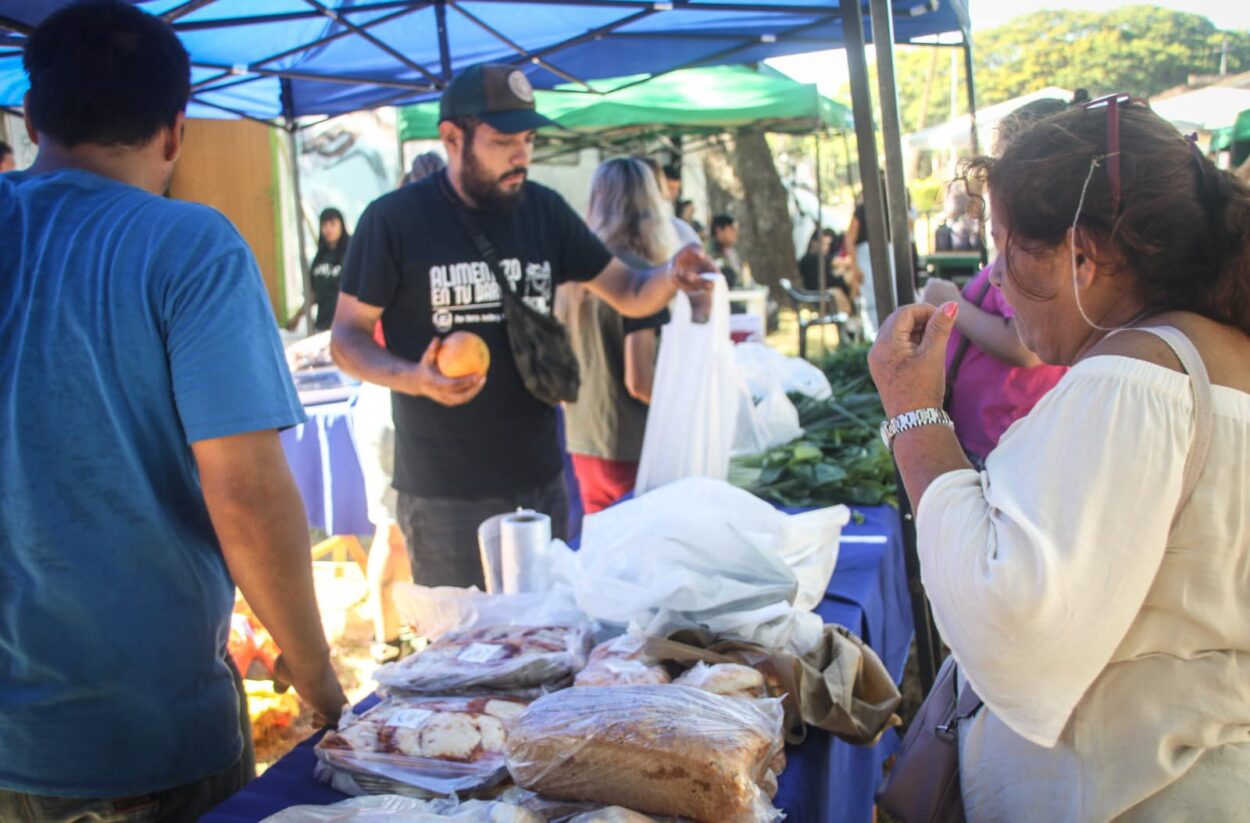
[563,478,849,654]
[390,584,587,643]
[730,380,803,458]
[635,277,739,494]
[732,342,832,401]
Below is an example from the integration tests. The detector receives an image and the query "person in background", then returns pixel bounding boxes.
[331,64,714,590]
[400,150,445,187]
[636,155,700,248]
[0,3,345,818]
[286,207,350,333]
[675,198,696,227]
[798,227,852,312]
[0,139,15,172]
[662,162,682,204]
[871,97,1250,822]
[920,96,1071,466]
[557,158,676,513]
[933,189,983,253]
[710,213,745,289]
[842,196,881,339]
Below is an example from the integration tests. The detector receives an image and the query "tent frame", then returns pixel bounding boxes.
[1,0,976,695]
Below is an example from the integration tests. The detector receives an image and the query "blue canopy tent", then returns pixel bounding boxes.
[1,1,968,121]
[0,0,972,691]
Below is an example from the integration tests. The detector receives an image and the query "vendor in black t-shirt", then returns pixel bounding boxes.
[332,64,716,589]
[287,207,350,333]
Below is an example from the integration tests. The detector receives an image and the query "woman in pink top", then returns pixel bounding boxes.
[919,95,1080,464]
[922,265,1066,462]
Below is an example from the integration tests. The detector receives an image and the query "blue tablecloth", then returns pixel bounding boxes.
[280,399,585,541]
[204,505,910,823]
[280,399,373,537]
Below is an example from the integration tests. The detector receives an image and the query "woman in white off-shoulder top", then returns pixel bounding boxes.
[869,100,1250,820]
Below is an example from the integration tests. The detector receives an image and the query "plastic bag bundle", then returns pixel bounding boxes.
[261,794,543,822]
[635,277,739,494]
[374,624,593,694]
[390,585,587,645]
[566,478,849,655]
[315,695,532,796]
[505,685,785,823]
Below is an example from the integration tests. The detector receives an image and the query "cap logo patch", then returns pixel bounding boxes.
[507,70,534,103]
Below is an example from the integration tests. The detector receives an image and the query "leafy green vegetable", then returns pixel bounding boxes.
[729,346,898,509]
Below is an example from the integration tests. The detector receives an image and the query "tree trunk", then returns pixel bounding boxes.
[730,129,798,304]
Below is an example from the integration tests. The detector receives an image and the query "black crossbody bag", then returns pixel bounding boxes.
[437,172,580,406]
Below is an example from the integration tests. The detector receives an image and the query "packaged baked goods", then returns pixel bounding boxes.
[574,635,670,688]
[505,685,784,823]
[315,695,530,795]
[672,662,767,699]
[375,624,593,694]
[261,794,543,822]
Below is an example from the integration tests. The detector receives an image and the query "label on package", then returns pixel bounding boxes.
[386,708,434,730]
[458,642,504,664]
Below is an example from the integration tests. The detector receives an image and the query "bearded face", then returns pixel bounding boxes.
[458,127,528,215]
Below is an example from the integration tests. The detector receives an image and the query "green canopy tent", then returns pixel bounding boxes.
[1211,108,1250,167]
[397,64,852,145]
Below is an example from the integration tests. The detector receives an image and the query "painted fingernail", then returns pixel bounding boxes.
[942,301,958,318]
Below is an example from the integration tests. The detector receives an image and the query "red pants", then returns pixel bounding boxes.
[570,453,639,514]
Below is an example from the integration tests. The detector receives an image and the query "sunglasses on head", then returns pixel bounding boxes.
[1077,93,1150,216]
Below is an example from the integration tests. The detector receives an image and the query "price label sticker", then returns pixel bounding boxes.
[386,708,433,730]
[458,642,504,664]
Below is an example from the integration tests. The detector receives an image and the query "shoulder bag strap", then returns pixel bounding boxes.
[436,171,523,306]
[943,275,995,410]
[1130,325,1214,512]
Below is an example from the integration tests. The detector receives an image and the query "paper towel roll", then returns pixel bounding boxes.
[499,509,553,594]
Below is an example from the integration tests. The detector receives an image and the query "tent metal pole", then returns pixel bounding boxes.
[839,0,892,324]
[301,0,445,88]
[868,0,916,306]
[282,79,313,333]
[435,0,453,80]
[448,2,594,91]
[816,134,828,344]
[963,39,980,156]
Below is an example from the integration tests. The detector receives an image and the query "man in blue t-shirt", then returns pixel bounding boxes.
[0,4,345,818]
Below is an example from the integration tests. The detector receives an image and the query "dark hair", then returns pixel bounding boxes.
[964,104,1250,333]
[711,214,736,233]
[994,96,1070,154]
[0,140,11,158]
[23,1,190,148]
[662,163,681,182]
[444,115,482,148]
[317,208,349,253]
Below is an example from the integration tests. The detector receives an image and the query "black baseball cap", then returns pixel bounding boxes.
[438,64,559,133]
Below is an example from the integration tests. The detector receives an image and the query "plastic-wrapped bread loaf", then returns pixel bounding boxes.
[374,624,593,693]
[672,662,767,699]
[505,685,784,822]
[574,635,670,688]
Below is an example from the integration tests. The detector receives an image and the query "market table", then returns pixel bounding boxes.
[280,397,586,542]
[203,506,910,823]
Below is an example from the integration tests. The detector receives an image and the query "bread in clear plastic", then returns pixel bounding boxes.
[505,684,784,822]
[374,624,593,694]
[574,635,670,688]
[316,694,530,795]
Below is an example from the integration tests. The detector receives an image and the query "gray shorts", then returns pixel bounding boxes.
[397,473,569,589]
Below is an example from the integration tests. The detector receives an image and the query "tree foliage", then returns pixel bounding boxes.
[887,6,1250,134]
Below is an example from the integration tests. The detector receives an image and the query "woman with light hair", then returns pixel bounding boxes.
[556,157,678,512]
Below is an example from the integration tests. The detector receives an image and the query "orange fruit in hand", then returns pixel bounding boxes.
[436,331,490,378]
